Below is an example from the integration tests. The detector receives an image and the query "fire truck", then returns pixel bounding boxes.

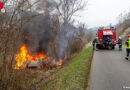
[96,28,117,49]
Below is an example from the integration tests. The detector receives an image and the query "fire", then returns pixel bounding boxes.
[14,45,46,70]
[14,45,63,70]
[36,53,46,59]
[56,60,63,66]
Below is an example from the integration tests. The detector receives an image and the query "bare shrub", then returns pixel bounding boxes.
[0,0,41,89]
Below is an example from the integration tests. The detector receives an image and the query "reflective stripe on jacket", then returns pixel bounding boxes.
[125,38,130,49]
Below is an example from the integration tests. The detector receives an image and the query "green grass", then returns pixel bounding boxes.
[41,46,93,90]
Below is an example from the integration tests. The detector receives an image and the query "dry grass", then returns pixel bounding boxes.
[0,66,63,90]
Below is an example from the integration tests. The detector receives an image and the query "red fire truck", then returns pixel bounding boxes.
[96,28,117,49]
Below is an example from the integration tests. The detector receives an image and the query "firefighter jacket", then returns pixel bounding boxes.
[93,38,99,44]
[95,38,99,44]
[125,38,130,49]
[117,39,122,45]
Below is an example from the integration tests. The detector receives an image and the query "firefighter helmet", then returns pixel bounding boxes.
[96,37,98,39]
[119,37,122,39]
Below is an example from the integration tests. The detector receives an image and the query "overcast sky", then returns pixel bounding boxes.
[76,0,130,28]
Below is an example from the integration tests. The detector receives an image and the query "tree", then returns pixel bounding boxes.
[56,0,86,23]
[0,0,40,89]
[37,0,86,23]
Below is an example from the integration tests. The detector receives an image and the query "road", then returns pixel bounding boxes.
[88,47,130,90]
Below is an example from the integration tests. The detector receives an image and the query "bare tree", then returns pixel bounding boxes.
[36,0,57,14]
[37,0,86,23]
[0,0,41,89]
[56,0,86,23]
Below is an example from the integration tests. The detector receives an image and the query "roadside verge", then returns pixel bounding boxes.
[41,46,93,90]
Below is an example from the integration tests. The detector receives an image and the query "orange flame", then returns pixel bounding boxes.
[14,45,46,70]
[56,60,63,66]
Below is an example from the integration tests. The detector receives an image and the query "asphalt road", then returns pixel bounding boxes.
[88,47,130,90]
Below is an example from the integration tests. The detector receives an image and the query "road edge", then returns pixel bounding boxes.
[86,50,95,90]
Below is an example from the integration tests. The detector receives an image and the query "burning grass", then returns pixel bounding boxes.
[40,46,93,90]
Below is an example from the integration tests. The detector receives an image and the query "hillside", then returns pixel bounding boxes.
[118,27,130,39]
[117,16,130,39]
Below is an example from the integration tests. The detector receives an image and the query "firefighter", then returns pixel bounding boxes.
[92,37,99,50]
[107,36,112,49]
[117,37,122,51]
[103,36,108,43]
[125,34,130,60]
[107,36,111,43]
[92,38,96,50]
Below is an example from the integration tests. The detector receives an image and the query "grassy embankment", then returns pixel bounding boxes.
[41,46,93,90]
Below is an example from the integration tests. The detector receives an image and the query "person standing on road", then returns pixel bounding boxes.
[107,36,112,49]
[93,38,96,50]
[125,34,130,60]
[103,36,108,43]
[92,37,99,50]
[117,37,123,51]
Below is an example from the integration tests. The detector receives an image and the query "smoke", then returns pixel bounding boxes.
[22,14,54,55]
[21,13,85,62]
[56,22,79,59]
[21,15,81,61]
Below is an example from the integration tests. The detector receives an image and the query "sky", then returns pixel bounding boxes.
[76,0,130,28]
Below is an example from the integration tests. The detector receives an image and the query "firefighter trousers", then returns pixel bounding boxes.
[93,43,95,50]
[93,43,98,50]
[126,49,130,59]
[119,44,122,50]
